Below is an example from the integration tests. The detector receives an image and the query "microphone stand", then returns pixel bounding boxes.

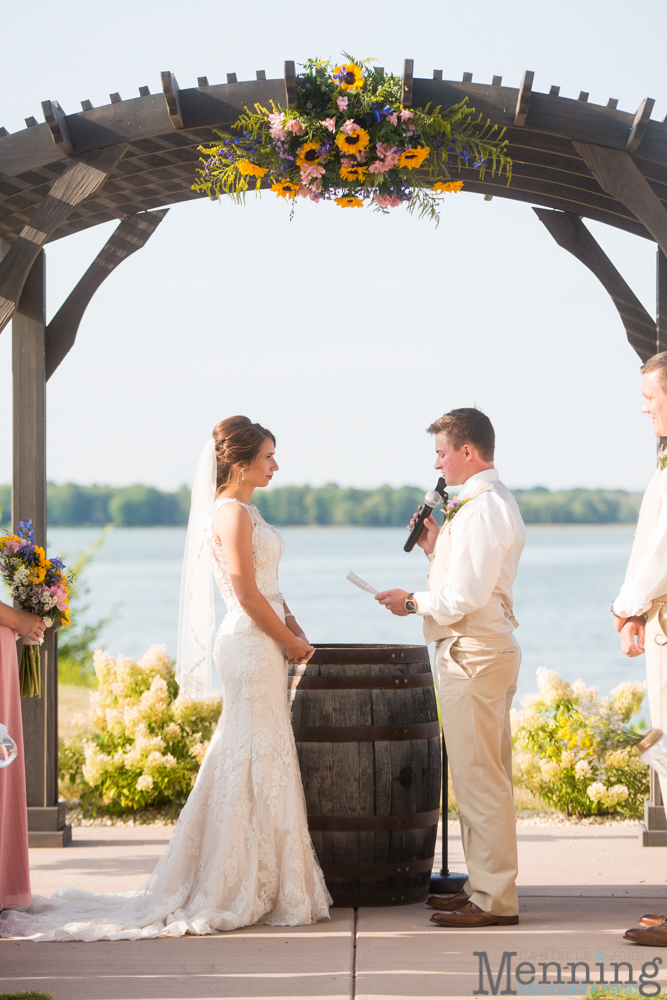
[429,728,468,894]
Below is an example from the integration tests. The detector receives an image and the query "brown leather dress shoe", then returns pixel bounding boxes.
[624,920,667,946]
[427,889,470,911]
[638,912,667,927]
[430,901,519,927]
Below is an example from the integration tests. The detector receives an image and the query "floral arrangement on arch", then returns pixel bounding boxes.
[193,56,512,223]
[0,519,71,697]
[511,668,648,817]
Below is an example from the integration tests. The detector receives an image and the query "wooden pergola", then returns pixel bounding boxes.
[2,62,666,846]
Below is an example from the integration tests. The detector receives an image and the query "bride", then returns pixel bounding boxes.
[0,416,331,941]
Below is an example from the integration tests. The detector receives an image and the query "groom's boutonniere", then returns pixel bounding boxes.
[659,446,667,473]
[440,497,471,533]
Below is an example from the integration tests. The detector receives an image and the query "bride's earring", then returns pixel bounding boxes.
[238,468,244,484]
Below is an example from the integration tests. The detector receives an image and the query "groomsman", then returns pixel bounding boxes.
[611,353,667,947]
[376,407,526,928]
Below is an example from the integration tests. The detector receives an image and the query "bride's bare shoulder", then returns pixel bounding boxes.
[212,499,252,537]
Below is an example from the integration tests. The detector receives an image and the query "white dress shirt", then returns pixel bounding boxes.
[613,468,667,617]
[413,469,526,640]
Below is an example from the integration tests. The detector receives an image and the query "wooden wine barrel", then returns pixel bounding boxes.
[289,643,441,907]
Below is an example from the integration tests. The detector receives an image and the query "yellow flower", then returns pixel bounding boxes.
[333,62,365,91]
[335,127,370,156]
[434,180,464,193]
[398,146,430,170]
[237,160,267,177]
[271,181,298,200]
[335,195,364,208]
[339,164,368,182]
[296,142,325,168]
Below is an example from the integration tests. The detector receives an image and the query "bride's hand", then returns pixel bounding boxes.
[285,635,315,666]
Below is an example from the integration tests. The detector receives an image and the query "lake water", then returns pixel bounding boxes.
[47,524,641,706]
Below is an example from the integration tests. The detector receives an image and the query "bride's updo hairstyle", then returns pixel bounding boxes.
[212,416,276,495]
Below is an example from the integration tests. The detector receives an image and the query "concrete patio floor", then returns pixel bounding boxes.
[2,822,667,1000]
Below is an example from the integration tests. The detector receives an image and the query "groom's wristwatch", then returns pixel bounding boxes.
[404,593,417,614]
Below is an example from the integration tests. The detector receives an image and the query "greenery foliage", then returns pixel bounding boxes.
[193,55,511,224]
[0,483,642,529]
[512,668,648,817]
[59,646,221,815]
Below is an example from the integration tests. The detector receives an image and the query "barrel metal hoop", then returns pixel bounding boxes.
[294,722,440,742]
[309,644,429,665]
[289,672,434,690]
[307,808,440,832]
[331,886,430,907]
[322,857,435,878]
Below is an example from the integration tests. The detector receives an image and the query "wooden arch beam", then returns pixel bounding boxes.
[574,142,667,259]
[45,209,168,380]
[534,207,656,362]
[0,143,127,336]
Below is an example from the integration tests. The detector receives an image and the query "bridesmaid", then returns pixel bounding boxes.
[0,601,45,911]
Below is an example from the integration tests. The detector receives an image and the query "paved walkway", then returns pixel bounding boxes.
[2,822,666,1000]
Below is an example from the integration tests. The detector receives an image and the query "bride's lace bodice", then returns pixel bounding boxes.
[207,497,285,609]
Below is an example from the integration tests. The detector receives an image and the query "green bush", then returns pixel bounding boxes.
[59,645,221,814]
[512,668,649,817]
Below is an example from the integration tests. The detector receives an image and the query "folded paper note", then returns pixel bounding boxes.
[346,571,379,596]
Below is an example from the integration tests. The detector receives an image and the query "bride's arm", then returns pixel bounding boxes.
[213,504,314,663]
[282,602,309,642]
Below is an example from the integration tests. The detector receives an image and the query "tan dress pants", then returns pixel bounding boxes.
[434,633,521,917]
[644,599,667,805]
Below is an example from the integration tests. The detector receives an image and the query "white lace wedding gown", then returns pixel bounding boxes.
[0,498,331,941]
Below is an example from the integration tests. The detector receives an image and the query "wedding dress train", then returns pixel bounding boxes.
[0,498,331,941]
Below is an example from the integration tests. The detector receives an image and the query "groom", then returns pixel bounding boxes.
[375,407,526,928]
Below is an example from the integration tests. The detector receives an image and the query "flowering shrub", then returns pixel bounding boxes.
[512,668,648,817]
[59,646,221,815]
[193,55,511,224]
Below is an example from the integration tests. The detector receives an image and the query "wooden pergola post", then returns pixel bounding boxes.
[11,251,69,845]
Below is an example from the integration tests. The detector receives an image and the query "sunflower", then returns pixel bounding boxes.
[296,142,325,168]
[332,62,365,91]
[335,195,364,208]
[271,181,299,200]
[398,146,430,170]
[335,127,370,156]
[434,180,464,193]
[237,160,268,178]
[339,164,368,182]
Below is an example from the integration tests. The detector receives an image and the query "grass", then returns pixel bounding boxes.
[0,992,55,1000]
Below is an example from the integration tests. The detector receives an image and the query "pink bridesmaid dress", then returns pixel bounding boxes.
[0,625,31,909]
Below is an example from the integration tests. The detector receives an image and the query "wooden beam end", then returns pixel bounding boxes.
[226,72,238,84]
[161,71,184,129]
[256,70,266,81]
[607,98,619,110]
[549,85,560,96]
[139,86,150,97]
[284,61,297,110]
[401,58,414,108]
[41,100,74,156]
[515,70,534,127]
[626,97,655,155]
[462,71,473,84]
[81,99,93,111]
[492,75,502,87]
[578,91,589,103]
[433,69,443,81]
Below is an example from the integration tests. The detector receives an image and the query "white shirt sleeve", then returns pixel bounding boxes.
[413,493,514,625]
[613,477,667,617]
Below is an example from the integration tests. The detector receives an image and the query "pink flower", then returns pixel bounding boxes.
[300,164,325,183]
[285,119,305,136]
[321,117,337,132]
[267,111,286,138]
[375,194,402,208]
[369,143,400,173]
[355,148,369,163]
[340,119,359,136]
[400,109,414,122]
[386,111,398,126]
[297,184,322,201]
[337,96,348,111]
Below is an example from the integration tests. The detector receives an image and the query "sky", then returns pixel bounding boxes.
[1,0,666,492]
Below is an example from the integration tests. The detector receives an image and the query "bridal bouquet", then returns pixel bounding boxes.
[193,55,512,224]
[0,519,71,697]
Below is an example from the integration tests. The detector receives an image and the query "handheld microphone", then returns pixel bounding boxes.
[403,477,448,553]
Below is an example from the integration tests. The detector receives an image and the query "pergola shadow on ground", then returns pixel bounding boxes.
[2,61,667,847]
[1,821,663,1000]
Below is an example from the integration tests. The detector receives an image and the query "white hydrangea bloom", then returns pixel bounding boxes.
[561,751,576,768]
[540,759,560,781]
[82,742,112,787]
[574,758,592,779]
[572,679,598,707]
[586,781,606,803]
[536,667,574,705]
[605,784,629,806]
[610,681,646,722]
[136,774,153,791]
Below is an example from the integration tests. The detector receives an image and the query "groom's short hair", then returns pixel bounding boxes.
[427,407,495,461]
[642,352,667,392]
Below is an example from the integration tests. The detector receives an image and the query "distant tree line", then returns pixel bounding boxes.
[0,482,643,528]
